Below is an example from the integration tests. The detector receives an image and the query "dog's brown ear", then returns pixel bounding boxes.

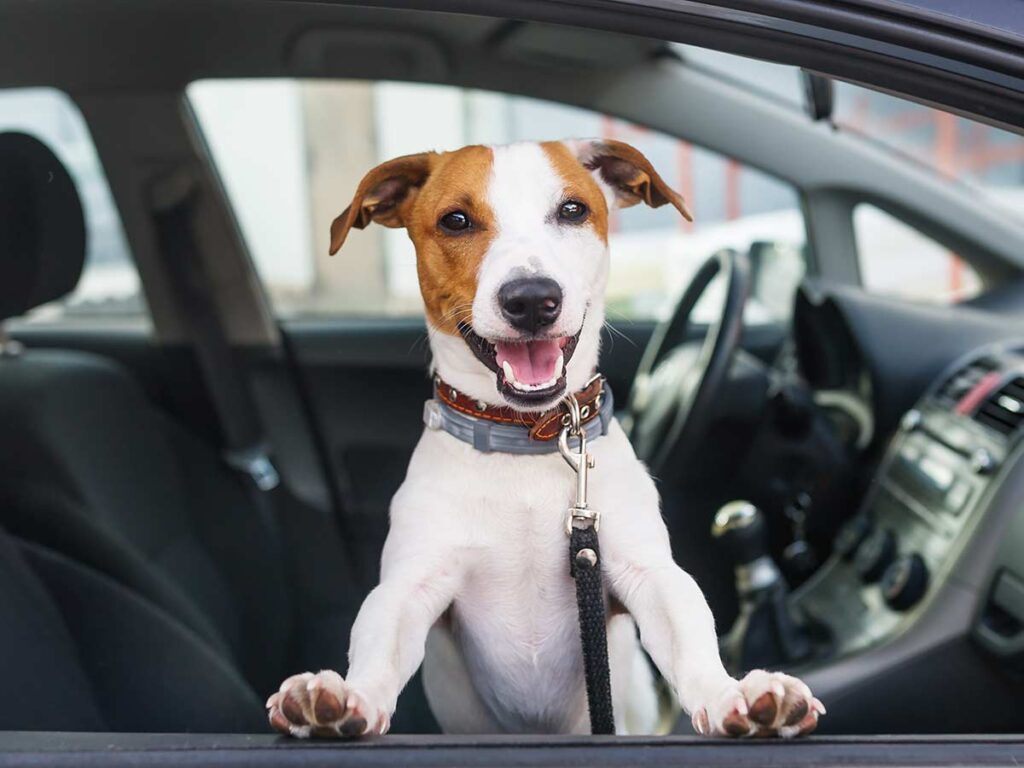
[329,152,436,255]
[570,139,692,222]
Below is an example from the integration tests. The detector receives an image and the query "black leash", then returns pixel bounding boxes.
[559,388,615,734]
[570,524,615,734]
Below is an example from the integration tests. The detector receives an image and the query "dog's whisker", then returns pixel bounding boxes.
[412,319,457,354]
[437,304,474,325]
[604,319,638,349]
[410,333,430,354]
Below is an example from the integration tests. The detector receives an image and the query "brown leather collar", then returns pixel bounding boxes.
[434,375,606,442]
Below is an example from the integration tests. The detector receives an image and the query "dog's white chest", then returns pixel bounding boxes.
[457,444,588,730]
[453,491,585,731]
[387,423,659,737]
[393,425,643,732]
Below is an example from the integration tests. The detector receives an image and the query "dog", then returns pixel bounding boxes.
[266,139,824,738]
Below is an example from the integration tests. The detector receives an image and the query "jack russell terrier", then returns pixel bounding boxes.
[266,139,824,738]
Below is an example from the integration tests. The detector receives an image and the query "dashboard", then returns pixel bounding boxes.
[796,343,1024,664]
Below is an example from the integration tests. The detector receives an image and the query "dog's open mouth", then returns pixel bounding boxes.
[460,324,581,406]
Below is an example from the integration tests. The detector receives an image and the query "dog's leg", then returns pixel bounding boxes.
[603,502,823,738]
[608,559,823,737]
[608,613,664,735]
[268,532,463,739]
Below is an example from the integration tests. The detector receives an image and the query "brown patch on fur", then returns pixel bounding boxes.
[329,140,686,335]
[540,141,611,244]
[329,145,495,334]
[406,145,496,333]
[281,692,308,725]
[269,707,292,734]
[723,709,751,737]
[312,687,344,723]
[784,699,809,726]
[339,717,367,737]
[329,152,437,255]
[580,139,693,221]
[749,691,779,726]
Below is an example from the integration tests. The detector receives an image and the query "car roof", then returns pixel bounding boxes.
[1,0,1021,130]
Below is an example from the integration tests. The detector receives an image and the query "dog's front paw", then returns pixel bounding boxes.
[267,670,389,738]
[692,670,824,738]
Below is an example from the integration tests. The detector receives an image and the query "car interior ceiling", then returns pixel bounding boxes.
[2,0,1024,744]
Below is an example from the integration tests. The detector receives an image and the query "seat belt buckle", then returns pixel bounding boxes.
[225,446,281,492]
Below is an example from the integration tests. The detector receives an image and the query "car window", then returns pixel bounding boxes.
[187,79,806,325]
[669,47,1022,304]
[673,46,1024,236]
[0,88,147,328]
[853,204,981,303]
[834,80,1020,303]
[833,82,1024,224]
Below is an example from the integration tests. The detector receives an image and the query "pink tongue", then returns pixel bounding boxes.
[495,339,563,386]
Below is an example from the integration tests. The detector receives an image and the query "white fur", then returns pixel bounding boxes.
[270,140,820,738]
[471,143,608,348]
[432,143,607,408]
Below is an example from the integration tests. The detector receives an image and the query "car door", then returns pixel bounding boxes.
[3,0,1024,764]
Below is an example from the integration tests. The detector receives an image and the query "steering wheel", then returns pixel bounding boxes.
[625,249,750,474]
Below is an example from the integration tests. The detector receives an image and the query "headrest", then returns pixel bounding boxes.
[0,132,86,321]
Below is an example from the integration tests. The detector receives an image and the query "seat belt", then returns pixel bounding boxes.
[149,171,280,495]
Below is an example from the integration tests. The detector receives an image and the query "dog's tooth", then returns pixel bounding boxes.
[502,361,517,385]
[554,353,564,378]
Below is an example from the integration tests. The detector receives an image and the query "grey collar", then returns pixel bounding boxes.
[423,383,615,455]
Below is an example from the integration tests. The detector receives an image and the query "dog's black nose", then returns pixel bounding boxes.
[498,277,562,334]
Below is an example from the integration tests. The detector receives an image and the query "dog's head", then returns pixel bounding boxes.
[330,139,691,411]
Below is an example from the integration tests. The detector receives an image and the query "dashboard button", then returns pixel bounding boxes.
[901,409,922,432]
[854,528,897,583]
[970,448,998,475]
[882,553,929,610]
[946,481,972,515]
[834,516,872,561]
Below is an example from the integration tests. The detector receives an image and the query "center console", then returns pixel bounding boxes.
[793,344,1024,660]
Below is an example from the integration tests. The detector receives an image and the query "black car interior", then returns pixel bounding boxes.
[1,2,1024,756]
[0,132,280,731]
[0,132,438,733]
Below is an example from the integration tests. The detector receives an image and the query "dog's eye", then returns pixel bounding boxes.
[558,200,588,223]
[439,210,471,232]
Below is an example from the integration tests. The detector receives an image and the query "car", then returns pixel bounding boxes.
[0,0,1022,765]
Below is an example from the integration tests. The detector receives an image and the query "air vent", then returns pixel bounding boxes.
[974,377,1024,437]
[936,357,1000,406]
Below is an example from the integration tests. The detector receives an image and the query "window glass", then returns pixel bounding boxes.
[672,44,805,111]
[0,88,146,327]
[188,79,806,323]
[667,47,1024,233]
[854,204,981,303]
[834,82,1024,228]
[659,48,994,308]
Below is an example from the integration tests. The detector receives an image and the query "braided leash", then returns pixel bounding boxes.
[560,388,615,734]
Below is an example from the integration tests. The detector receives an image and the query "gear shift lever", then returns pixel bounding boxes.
[712,502,780,592]
[712,501,812,673]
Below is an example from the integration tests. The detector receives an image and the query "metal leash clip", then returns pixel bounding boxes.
[558,392,600,536]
